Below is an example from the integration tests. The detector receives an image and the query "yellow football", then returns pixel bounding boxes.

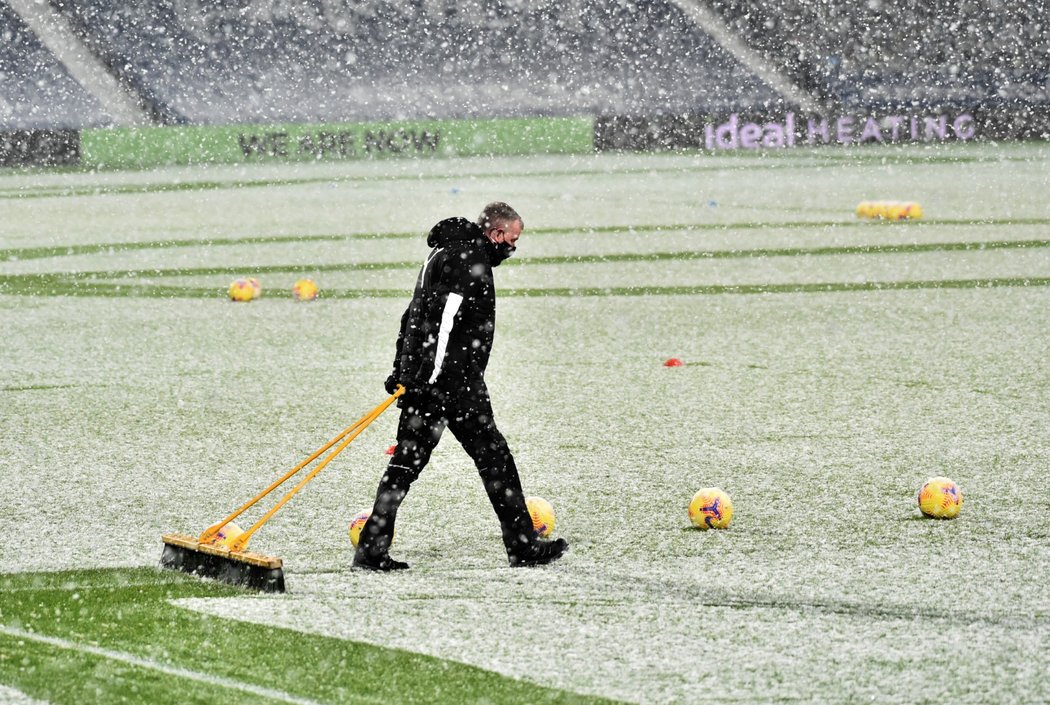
[348,512,370,547]
[208,521,244,548]
[918,477,962,519]
[901,202,924,220]
[526,497,556,539]
[688,487,733,530]
[856,200,923,220]
[292,278,319,301]
[228,278,254,302]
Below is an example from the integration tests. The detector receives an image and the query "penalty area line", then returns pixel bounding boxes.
[0,624,370,705]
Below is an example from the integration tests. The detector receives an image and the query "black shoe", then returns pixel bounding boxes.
[352,553,410,572]
[509,538,569,567]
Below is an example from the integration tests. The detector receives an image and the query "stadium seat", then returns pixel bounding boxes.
[47,0,782,124]
[0,2,108,129]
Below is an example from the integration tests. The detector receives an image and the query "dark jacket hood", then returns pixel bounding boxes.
[426,217,514,266]
[426,217,482,248]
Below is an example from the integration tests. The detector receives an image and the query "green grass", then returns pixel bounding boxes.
[1,142,1048,704]
[0,568,611,704]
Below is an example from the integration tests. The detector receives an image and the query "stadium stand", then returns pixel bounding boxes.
[46,0,781,125]
[4,1,1047,133]
[0,2,107,129]
[708,0,1050,109]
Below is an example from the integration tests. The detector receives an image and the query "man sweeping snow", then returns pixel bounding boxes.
[353,202,569,571]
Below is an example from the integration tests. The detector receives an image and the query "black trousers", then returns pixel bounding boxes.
[357,381,536,561]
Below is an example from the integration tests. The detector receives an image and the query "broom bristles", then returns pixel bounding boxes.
[160,533,285,593]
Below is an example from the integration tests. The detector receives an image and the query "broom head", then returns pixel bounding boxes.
[160,533,285,593]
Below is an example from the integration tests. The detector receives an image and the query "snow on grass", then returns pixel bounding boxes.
[177,566,1049,704]
[1,147,1048,703]
[2,289,1046,702]
[0,684,50,705]
[3,143,1049,250]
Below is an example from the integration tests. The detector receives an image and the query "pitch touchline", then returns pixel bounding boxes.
[0,580,178,592]
[0,624,368,705]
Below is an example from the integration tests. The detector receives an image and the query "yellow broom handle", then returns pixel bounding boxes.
[199,386,404,545]
[198,409,373,544]
[226,387,404,552]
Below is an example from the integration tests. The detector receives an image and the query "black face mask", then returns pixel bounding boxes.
[489,241,516,266]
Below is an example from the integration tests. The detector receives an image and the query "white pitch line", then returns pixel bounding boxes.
[0,683,49,705]
[0,625,358,705]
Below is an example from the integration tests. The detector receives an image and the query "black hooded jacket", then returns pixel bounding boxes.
[389,217,511,393]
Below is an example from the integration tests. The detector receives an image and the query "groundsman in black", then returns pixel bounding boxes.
[353,202,568,571]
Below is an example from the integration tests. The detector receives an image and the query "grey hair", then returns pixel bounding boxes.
[477,202,523,231]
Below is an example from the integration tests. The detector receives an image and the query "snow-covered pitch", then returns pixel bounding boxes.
[1,145,1048,703]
